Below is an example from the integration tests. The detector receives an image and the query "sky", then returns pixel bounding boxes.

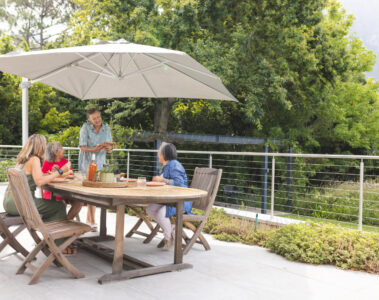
[340,0,379,80]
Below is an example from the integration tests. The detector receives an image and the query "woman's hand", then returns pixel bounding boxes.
[152,175,163,182]
[61,162,71,173]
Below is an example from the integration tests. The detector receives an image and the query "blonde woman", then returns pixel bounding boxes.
[3,134,75,255]
[42,142,82,220]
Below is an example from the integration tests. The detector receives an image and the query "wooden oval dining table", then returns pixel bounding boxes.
[44,180,208,284]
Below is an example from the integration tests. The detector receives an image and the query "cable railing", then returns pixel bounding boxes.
[0,145,378,231]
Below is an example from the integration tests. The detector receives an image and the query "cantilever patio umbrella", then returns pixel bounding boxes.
[0,40,236,144]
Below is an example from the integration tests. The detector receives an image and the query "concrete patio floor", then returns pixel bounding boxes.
[1,185,378,300]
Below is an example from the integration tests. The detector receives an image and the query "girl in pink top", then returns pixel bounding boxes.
[42,142,82,220]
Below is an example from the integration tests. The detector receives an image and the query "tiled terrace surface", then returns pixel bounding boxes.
[0,184,378,300]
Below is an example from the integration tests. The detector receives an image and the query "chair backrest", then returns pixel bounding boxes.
[6,168,43,230]
[190,167,222,211]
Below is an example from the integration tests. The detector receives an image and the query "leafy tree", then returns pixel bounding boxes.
[39,107,70,134]
[0,0,77,49]
[0,0,377,157]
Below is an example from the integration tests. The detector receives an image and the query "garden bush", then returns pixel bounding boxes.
[265,222,379,273]
[199,209,379,273]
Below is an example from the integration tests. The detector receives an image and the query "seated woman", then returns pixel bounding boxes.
[146,142,189,251]
[3,134,75,255]
[42,142,82,221]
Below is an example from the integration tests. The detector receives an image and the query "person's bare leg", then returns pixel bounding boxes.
[67,201,83,220]
[86,204,97,229]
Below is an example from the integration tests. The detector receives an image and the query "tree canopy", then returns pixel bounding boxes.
[0,0,377,155]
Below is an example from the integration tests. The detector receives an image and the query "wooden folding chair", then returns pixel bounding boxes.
[0,212,29,258]
[156,168,223,254]
[126,168,222,255]
[180,167,222,254]
[6,168,91,285]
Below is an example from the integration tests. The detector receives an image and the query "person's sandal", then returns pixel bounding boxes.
[91,224,98,232]
[62,246,76,256]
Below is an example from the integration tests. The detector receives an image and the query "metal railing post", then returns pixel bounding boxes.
[261,144,269,214]
[286,146,293,211]
[127,151,130,179]
[209,154,212,168]
[155,139,162,175]
[270,156,275,218]
[358,159,364,230]
[67,149,71,162]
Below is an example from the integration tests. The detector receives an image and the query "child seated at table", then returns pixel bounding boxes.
[146,142,190,251]
[42,142,83,223]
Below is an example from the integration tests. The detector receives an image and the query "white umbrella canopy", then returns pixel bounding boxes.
[0,40,237,101]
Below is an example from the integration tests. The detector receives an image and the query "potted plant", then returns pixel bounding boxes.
[97,162,118,183]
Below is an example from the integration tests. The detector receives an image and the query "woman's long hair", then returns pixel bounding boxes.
[17,134,47,165]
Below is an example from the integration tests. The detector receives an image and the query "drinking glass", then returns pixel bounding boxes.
[137,177,146,188]
[74,172,86,183]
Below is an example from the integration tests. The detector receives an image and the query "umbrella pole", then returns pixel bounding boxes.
[20,78,31,145]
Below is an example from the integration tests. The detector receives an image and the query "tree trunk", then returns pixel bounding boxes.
[154,98,176,133]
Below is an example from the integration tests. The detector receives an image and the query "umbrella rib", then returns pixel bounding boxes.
[131,55,158,98]
[145,53,220,80]
[81,53,116,99]
[100,53,119,76]
[119,54,122,77]
[31,53,99,83]
[73,65,116,79]
[122,53,134,76]
[76,53,116,77]
[143,53,236,101]
[120,61,169,79]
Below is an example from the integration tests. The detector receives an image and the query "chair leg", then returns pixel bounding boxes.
[17,240,45,275]
[0,222,29,257]
[125,207,154,238]
[183,221,210,255]
[28,235,84,285]
[28,248,56,285]
[157,238,165,248]
[125,218,144,237]
[143,224,161,244]
[6,225,29,257]
[29,230,62,267]
[197,233,211,251]
[53,236,84,279]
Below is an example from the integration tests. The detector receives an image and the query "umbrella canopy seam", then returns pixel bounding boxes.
[144,53,235,101]
[132,55,158,98]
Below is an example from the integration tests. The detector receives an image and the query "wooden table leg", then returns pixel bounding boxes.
[99,208,107,238]
[174,200,183,264]
[112,204,125,275]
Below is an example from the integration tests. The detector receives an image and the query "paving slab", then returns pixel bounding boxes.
[0,184,378,300]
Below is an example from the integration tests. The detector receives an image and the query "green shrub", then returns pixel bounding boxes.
[198,209,378,273]
[0,157,16,182]
[265,222,379,273]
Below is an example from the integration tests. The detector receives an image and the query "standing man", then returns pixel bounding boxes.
[79,108,113,231]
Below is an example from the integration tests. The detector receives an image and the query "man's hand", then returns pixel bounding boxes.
[104,145,112,153]
[93,144,104,152]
